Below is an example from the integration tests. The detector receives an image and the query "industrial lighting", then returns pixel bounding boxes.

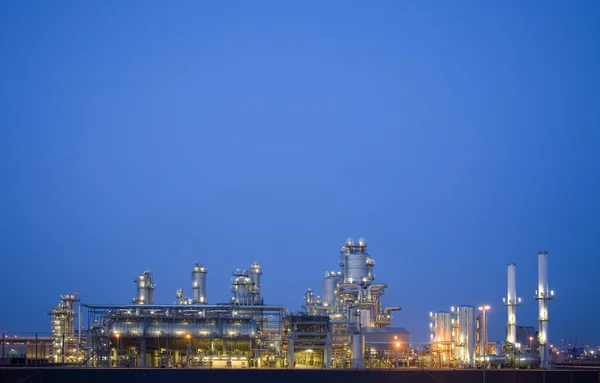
[478,305,491,311]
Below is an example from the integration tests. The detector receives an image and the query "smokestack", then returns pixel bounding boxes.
[503,263,520,345]
[535,251,553,367]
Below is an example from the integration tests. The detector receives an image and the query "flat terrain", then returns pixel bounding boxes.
[0,367,598,383]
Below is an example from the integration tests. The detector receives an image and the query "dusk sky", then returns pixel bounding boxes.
[1,1,599,346]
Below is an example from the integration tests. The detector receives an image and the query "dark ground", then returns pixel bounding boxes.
[1,367,599,383]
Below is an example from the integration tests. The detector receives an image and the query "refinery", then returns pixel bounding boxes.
[2,238,564,370]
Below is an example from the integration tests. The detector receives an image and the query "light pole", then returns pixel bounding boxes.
[394,336,398,368]
[529,336,533,352]
[186,334,192,368]
[478,305,490,369]
[115,333,120,366]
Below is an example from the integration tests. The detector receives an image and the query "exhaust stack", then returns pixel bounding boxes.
[503,263,520,345]
[535,251,553,367]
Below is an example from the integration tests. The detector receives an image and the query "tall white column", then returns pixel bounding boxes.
[504,263,520,345]
[535,251,553,368]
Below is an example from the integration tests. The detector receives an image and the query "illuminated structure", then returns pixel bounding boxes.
[429,311,453,367]
[45,243,557,370]
[133,271,155,305]
[49,295,81,363]
[302,238,408,368]
[503,263,521,346]
[535,251,553,368]
[48,238,407,369]
[427,251,555,369]
[191,264,207,304]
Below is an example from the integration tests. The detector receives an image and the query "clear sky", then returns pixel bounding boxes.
[1,1,599,346]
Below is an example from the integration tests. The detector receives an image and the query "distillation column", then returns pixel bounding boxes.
[535,251,553,368]
[504,263,520,345]
[249,262,262,304]
[192,264,207,304]
[133,271,155,304]
[457,306,476,367]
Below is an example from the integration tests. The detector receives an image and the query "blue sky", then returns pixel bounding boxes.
[1,1,599,346]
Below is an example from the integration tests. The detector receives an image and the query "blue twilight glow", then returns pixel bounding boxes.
[0,1,599,345]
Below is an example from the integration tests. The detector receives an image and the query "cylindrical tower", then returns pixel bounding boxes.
[351,334,365,368]
[340,237,374,285]
[231,271,253,305]
[249,262,262,303]
[133,270,155,304]
[359,309,373,328]
[304,289,316,315]
[457,306,476,367]
[192,264,207,304]
[535,251,553,368]
[433,312,452,342]
[504,263,520,345]
[478,311,488,357]
[321,271,337,306]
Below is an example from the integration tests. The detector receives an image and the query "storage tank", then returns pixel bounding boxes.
[249,262,262,303]
[304,289,316,314]
[342,238,374,284]
[514,353,541,369]
[192,264,207,304]
[351,334,365,368]
[321,272,337,306]
[231,273,253,305]
[457,305,476,367]
[133,270,155,304]
[359,309,373,328]
[434,312,452,342]
[345,253,369,283]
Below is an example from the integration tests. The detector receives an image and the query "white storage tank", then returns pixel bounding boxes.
[321,271,337,306]
[192,264,207,304]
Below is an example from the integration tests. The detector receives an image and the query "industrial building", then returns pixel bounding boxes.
[427,251,555,369]
[37,241,556,369]
[42,238,408,369]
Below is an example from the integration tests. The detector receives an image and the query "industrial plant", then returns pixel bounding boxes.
[428,251,555,369]
[4,238,558,370]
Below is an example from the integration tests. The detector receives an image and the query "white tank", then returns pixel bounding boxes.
[232,274,253,305]
[434,312,452,342]
[192,264,207,304]
[359,309,372,328]
[457,305,476,367]
[304,289,316,314]
[344,253,374,284]
[249,262,262,303]
[341,237,374,284]
[351,334,364,364]
[133,270,155,304]
[321,272,337,306]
